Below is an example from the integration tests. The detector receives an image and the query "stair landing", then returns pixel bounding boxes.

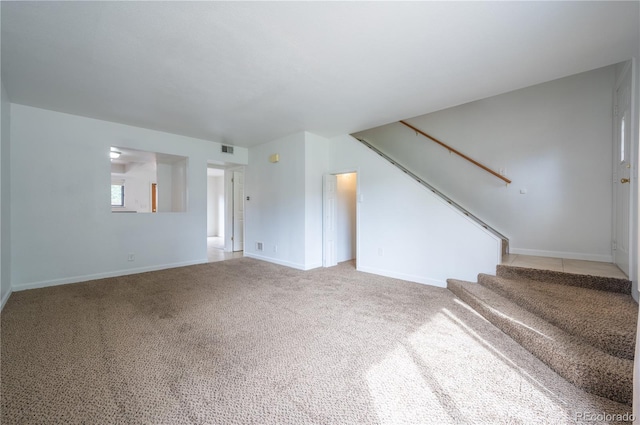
[502,254,628,280]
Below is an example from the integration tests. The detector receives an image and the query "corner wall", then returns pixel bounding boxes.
[1,81,11,308]
[304,132,330,269]
[9,104,247,291]
[244,132,329,270]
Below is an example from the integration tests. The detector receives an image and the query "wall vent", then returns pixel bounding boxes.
[256,242,263,251]
[221,145,234,154]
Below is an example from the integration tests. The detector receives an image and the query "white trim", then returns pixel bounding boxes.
[629,57,639,288]
[11,259,208,292]
[1,288,12,311]
[243,252,321,271]
[509,247,613,263]
[223,165,245,253]
[305,261,323,270]
[327,167,360,176]
[324,167,361,272]
[357,265,447,288]
[616,60,633,91]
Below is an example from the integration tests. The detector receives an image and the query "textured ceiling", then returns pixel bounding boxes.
[2,1,638,147]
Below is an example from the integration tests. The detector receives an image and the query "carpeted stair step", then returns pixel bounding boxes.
[477,273,637,360]
[496,265,631,294]
[447,278,633,405]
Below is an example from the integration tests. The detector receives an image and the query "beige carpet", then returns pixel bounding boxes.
[477,273,637,360]
[448,266,637,406]
[1,258,633,424]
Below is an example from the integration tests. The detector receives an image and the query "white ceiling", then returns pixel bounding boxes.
[2,1,638,148]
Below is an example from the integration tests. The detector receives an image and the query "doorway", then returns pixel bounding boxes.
[613,62,633,276]
[207,167,226,262]
[323,172,357,267]
[207,166,245,262]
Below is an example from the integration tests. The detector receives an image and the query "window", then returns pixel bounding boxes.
[111,184,124,207]
[620,114,626,163]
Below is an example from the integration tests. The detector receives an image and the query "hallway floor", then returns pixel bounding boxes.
[207,236,243,263]
[501,254,628,280]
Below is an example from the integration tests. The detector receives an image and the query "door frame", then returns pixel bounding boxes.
[613,60,633,276]
[630,57,639,289]
[322,169,360,268]
[206,165,226,240]
[612,59,640,285]
[224,166,245,253]
[151,183,157,213]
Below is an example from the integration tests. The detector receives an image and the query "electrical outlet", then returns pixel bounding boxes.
[377,248,384,256]
[273,245,278,253]
[128,253,135,262]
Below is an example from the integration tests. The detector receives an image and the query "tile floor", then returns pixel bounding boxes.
[501,254,628,280]
[207,236,243,263]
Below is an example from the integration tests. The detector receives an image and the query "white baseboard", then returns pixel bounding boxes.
[509,248,613,263]
[357,265,447,288]
[243,252,311,270]
[304,261,323,270]
[11,259,209,292]
[1,288,12,311]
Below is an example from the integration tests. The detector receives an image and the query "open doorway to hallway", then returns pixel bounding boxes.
[207,165,245,263]
[207,167,226,262]
[323,172,357,267]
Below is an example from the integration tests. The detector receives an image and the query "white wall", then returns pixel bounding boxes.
[171,158,187,213]
[304,132,330,269]
[9,104,247,290]
[355,65,617,262]
[122,160,156,212]
[157,163,173,213]
[330,135,501,285]
[244,131,328,270]
[624,59,640,298]
[337,173,357,262]
[629,56,639,420]
[207,175,224,237]
[245,130,500,284]
[244,132,307,269]
[0,81,11,308]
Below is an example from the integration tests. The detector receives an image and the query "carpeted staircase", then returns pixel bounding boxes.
[447,265,637,405]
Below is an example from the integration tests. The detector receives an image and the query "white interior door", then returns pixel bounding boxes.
[323,174,338,267]
[613,65,632,276]
[232,171,244,252]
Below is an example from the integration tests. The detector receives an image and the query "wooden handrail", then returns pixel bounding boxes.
[399,120,511,185]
